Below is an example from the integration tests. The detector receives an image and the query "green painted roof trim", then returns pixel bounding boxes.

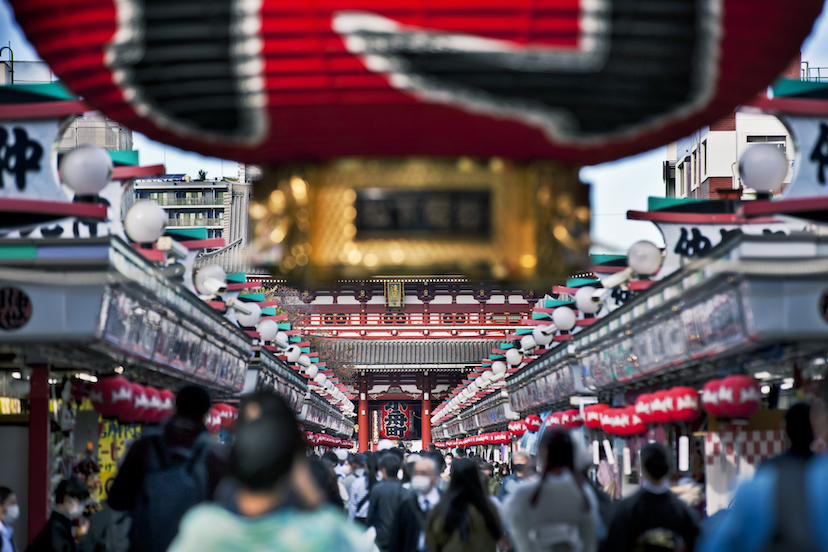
[2,82,77,101]
[590,254,626,265]
[241,292,265,302]
[226,272,246,283]
[290,336,302,343]
[516,327,535,335]
[108,150,139,166]
[165,227,208,240]
[564,278,598,288]
[488,353,505,360]
[277,322,291,331]
[544,298,575,308]
[532,311,551,320]
[771,78,828,98]
[300,347,310,353]
[0,244,37,259]
[647,196,703,211]
[500,342,514,349]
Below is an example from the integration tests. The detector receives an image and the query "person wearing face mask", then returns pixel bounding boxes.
[0,487,19,552]
[28,478,90,552]
[388,454,442,552]
[498,452,533,500]
[343,455,365,500]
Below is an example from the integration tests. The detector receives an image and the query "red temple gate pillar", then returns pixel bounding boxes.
[358,378,369,452]
[421,371,431,448]
[28,364,50,543]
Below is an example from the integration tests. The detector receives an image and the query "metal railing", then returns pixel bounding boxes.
[149,197,225,207]
[801,63,828,82]
[303,311,526,326]
[166,218,223,227]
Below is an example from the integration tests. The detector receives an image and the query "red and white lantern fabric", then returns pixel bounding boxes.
[625,406,647,436]
[649,390,674,424]
[206,407,223,433]
[119,383,149,424]
[142,386,162,423]
[667,387,702,422]
[634,394,654,424]
[525,415,542,433]
[702,380,725,417]
[213,404,238,429]
[584,404,609,429]
[560,409,583,429]
[545,412,562,428]
[508,420,528,437]
[90,376,134,419]
[600,409,618,435]
[718,375,761,419]
[157,389,175,421]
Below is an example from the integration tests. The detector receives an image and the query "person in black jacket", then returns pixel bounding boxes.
[368,453,409,552]
[600,443,700,552]
[389,454,442,552]
[28,478,90,552]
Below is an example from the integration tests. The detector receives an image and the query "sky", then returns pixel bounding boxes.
[2,0,828,253]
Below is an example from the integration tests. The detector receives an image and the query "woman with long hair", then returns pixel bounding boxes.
[425,458,503,552]
[503,429,597,552]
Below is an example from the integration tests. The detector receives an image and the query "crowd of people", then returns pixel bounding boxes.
[10,383,828,552]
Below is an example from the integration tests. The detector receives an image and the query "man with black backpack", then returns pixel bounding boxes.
[600,443,700,552]
[108,386,227,552]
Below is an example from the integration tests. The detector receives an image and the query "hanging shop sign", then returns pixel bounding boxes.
[10,0,821,165]
[380,401,413,440]
[0,287,32,330]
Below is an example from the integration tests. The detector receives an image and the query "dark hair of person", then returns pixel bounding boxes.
[56,478,89,503]
[427,443,437,452]
[308,459,344,509]
[423,451,444,474]
[350,454,365,469]
[640,443,672,482]
[433,458,501,542]
[321,450,339,467]
[455,447,467,458]
[531,429,590,510]
[380,452,402,481]
[0,487,12,505]
[366,451,382,496]
[785,403,813,453]
[175,385,212,420]
[388,448,405,461]
[230,392,306,492]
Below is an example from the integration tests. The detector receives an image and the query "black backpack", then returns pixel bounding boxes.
[128,435,209,552]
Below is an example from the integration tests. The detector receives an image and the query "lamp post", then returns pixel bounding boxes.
[0,46,13,84]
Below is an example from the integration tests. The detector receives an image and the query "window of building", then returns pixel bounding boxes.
[323,313,349,325]
[382,312,408,325]
[747,135,787,154]
[440,313,468,324]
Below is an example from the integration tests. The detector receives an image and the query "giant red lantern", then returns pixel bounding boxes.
[625,406,647,436]
[599,409,618,435]
[509,420,528,437]
[90,376,134,419]
[649,390,674,424]
[634,394,654,425]
[142,386,162,423]
[702,380,725,417]
[206,408,223,434]
[545,412,562,429]
[718,375,761,419]
[561,409,583,429]
[9,1,820,166]
[584,404,609,429]
[525,415,542,433]
[213,404,238,429]
[667,387,702,423]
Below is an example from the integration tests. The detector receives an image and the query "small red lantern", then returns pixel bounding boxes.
[718,375,761,419]
[90,376,134,419]
[143,386,162,423]
[206,407,222,433]
[599,409,617,435]
[509,420,528,437]
[649,390,674,424]
[525,414,542,432]
[545,412,562,428]
[119,384,150,424]
[667,387,701,422]
[634,394,654,424]
[702,380,724,417]
[213,404,237,428]
[584,404,609,429]
[157,389,175,421]
[561,409,583,429]
[625,406,647,436]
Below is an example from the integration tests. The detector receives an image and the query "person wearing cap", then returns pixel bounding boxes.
[600,443,699,552]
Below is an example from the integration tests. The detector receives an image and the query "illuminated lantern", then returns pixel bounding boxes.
[626,406,647,436]
[634,394,654,424]
[718,375,761,419]
[90,376,134,419]
[509,420,528,437]
[10,0,820,166]
[667,387,702,422]
[649,390,674,424]
[119,384,150,424]
[143,386,162,423]
[545,412,562,428]
[525,415,542,432]
[702,380,724,417]
[561,409,583,429]
[584,404,609,429]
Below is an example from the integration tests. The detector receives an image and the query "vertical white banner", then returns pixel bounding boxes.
[593,440,600,465]
[623,446,632,475]
[603,439,615,465]
[679,435,689,472]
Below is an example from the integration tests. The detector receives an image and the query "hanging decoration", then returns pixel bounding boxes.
[525,414,542,433]
[584,404,609,429]
[90,376,134,419]
[649,390,674,424]
[634,393,655,425]
[667,387,702,422]
[560,409,583,429]
[508,420,528,437]
[380,401,413,440]
[702,379,725,417]
[717,375,761,419]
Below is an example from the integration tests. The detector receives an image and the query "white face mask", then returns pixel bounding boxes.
[4,505,19,524]
[411,475,433,494]
[66,499,85,520]
[354,468,365,477]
